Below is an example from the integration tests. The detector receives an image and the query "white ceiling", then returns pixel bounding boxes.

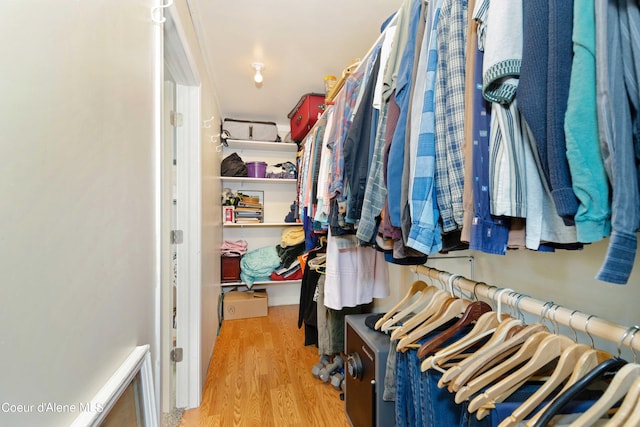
[187,0,401,128]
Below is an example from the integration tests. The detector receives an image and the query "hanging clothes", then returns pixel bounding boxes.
[323,229,389,310]
[433,0,468,236]
[293,0,638,284]
[595,0,640,285]
[344,54,382,226]
[406,0,444,255]
[563,0,611,244]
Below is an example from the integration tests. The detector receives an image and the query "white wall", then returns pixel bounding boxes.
[0,1,158,426]
[0,0,223,423]
[375,241,640,358]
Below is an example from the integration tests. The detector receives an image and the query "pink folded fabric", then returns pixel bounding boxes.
[221,240,248,257]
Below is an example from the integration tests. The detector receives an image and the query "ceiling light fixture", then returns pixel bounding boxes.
[252,62,264,84]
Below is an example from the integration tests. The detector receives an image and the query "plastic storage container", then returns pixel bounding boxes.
[246,161,267,178]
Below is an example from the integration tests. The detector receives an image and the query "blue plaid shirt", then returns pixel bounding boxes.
[407,0,444,255]
[434,0,468,232]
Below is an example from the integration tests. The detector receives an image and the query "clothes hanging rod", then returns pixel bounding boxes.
[351,8,400,76]
[413,265,640,353]
[300,10,400,148]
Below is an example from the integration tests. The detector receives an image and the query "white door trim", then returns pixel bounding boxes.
[174,84,202,409]
[162,4,202,411]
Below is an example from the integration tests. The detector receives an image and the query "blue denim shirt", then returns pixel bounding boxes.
[387,0,422,228]
[595,0,640,284]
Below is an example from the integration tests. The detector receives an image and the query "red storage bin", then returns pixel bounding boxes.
[287,93,325,142]
[221,256,241,282]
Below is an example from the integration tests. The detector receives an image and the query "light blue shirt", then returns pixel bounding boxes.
[407,0,444,255]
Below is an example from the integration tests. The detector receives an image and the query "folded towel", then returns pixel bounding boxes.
[221,240,248,257]
[240,246,282,288]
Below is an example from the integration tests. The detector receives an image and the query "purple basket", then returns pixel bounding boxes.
[246,161,267,178]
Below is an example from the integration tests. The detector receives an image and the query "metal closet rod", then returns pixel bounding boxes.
[413,265,640,353]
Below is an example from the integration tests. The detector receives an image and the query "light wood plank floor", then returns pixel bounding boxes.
[180,305,351,427]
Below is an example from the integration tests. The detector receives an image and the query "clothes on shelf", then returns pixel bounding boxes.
[220,240,248,257]
[239,241,306,288]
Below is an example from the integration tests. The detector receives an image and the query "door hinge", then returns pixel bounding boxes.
[170,111,183,127]
[170,347,183,363]
[170,230,183,244]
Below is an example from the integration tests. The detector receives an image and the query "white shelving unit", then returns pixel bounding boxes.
[220,279,301,288]
[223,222,301,228]
[221,177,297,184]
[221,139,302,300]
[223,139,298,152]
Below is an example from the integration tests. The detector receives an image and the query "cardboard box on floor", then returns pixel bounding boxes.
[223,289,268,320]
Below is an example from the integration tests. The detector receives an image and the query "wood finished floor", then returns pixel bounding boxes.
[180,305,351,427]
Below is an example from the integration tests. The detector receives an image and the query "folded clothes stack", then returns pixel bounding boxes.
[221,240,248,257]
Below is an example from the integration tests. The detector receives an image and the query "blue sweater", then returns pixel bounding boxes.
[546,0,579,223]
[518,0,579,223]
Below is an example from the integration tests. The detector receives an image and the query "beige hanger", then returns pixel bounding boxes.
[374,280,429,330]
[454,329,550,403]
[446,299,558,392]
[437,288,524,388]
[417,301,493,359]
[605,375,640,426]
[396,297,470,351]
[424,287,523,372]
[389,290,449,340]
[467,333,575,414]
[380,284,438,332]
[420,311,501,373]
[438,317,521,389]
[497,343,593,427]
[605,326,640,427]
[569,363,640,426]
[390,272,459,340]
[444,321,545,393]
[523,348,612,427]
[621,390,640,427]
[524,313,613,427]
[475,380,525,420]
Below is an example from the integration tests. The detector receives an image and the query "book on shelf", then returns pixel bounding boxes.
[235,214,262,220]
[235,207,263,213]
[237,202,262,209]
[235,217,262,224]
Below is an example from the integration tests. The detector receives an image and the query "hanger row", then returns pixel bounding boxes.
[412,265,640,353]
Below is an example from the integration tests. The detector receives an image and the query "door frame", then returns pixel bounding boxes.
[174,83,202,410]
[161,4,202,412]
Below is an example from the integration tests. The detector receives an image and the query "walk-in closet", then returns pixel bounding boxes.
[5,0,640,426]
[201,0,640,424]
